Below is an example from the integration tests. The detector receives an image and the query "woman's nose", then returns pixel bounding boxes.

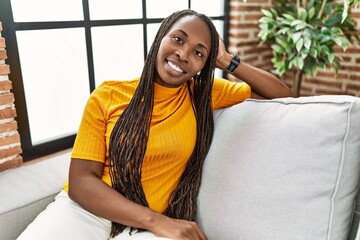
[176,47,190,62]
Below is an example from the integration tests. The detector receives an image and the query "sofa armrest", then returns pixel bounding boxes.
[0,149,71,240]
[348,193,360,240]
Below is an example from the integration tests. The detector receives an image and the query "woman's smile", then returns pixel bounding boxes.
[168,61,184,73]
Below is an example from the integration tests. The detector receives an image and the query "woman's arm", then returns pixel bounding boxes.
[68,158,207,240]
[216,39,293,99]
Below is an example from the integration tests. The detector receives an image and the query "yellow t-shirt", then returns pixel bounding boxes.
[64,77,251,213]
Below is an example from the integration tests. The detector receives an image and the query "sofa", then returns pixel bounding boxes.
[1,95,360,240]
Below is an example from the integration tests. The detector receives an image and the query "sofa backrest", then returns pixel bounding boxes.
[197,95,360,240]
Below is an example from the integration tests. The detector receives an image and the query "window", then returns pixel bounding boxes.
[0,0,230,160]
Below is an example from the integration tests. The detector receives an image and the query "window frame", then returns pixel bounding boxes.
[0,0,230,160]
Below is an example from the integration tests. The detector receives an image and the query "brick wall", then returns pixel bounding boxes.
[227,0,274,83]
[228,0,360,97]
[0,21,23,171]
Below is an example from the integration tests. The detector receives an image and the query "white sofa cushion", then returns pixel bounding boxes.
[198,95,360,240]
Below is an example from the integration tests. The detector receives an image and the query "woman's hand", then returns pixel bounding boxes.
[214,37,293,99]
[215,37,231,71]
[149,216,207,240]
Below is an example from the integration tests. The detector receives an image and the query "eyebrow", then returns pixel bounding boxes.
[176,29,209,52]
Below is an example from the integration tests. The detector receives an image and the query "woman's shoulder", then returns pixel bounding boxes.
[93,78,140,95]
[98,78,140,90]
[84,78,140,108]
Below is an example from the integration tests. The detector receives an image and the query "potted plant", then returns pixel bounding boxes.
[257,0,359,97]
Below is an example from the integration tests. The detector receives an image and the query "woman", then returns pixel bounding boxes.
[17,9,292,240]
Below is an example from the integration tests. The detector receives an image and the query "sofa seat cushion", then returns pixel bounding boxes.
[198,95,360,240]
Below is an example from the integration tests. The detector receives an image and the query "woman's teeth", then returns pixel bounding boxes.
[168,61,183,73]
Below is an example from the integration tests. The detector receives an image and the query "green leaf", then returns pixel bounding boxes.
[309,48,317,58]
[303,66,311,76]
[258,16,274,23]
[334,37,350,50]
[295,21,308,31]
[308,0,315,8]
[311,62,318,75]
[272,44,284,54]
[309,18,323,26]
[270,8,279,18]
[308,7,316,20]
[294,56,304,70]
[341,12,348,24]
[257,30,266,41]
[259,23,268,31]
[342,0,350,24]
[274,61,284,69]
[261,9,273,18]
[333,37,343,47]
[291,20,304,26]
[301,51,309,59]
[320,35,332,43]
[278,27,290,34]
[283,13,296,21]
[296,38,304,52]
[324,2,333,15]
[321,45,330,54]
[267,22,276,31]
[327,53,335,64]
[279,17,293,26]
[274,60,287,76]
[321,27,331,35]
[331,27,343,35]
[304,37,311,49]
[275,37,289,49]
[292,32,302,43]
[305,57,316,76]
[325,15,342,27]
[298,7,308,21]
[289,59,294,69]
[303,28,312,38]
[319,62,326,69]
[298,57,304,70]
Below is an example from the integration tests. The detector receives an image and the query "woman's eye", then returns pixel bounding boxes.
[174,36,182,43]
[194,50,203,57]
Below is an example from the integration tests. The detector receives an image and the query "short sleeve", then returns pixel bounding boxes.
[71,83,111,163]
[212,78,251,110]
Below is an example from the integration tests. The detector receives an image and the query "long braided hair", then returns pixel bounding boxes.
[108,9,219,237]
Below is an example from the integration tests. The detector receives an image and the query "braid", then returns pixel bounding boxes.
[165,14,218,219]
[108,9,218,237]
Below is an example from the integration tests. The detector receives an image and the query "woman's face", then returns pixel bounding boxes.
[155,15,212,88]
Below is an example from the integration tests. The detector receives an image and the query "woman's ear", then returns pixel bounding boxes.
[193,70,201,79]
